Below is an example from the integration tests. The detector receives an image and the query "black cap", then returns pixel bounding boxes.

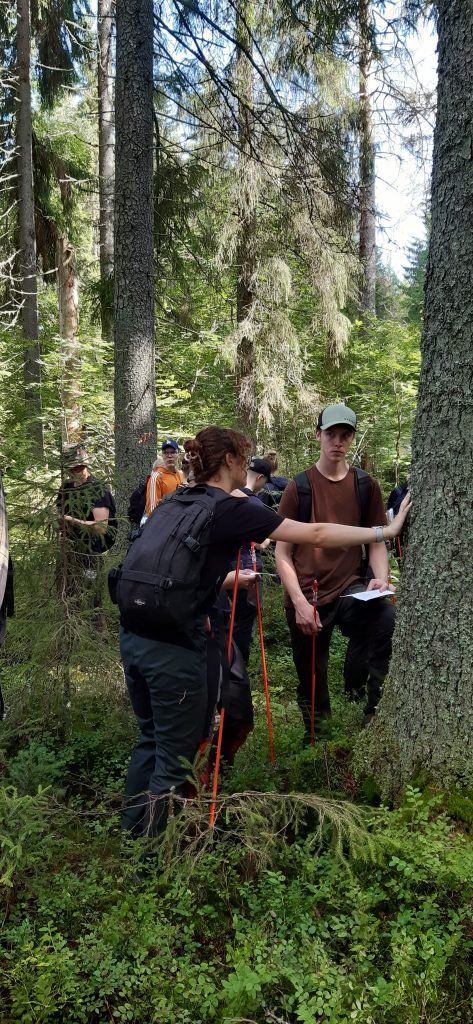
[248,457,271,480]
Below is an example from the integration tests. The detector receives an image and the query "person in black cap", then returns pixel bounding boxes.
[229,456,272,663]
[144,439,183,519]
[276,404,397,734]
[258,450,288,513]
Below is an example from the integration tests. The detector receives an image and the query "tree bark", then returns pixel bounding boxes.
[358,0,376,316]
[360,0,473,794]
[97,0,114,340]
[16,0,43,453]
[114,0,156,518]
[57,238,81,442]
[235,2,257,438]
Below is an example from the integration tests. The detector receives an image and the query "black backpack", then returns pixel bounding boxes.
[112,485,222,634]
[386,481,408,518]
[127,478,149,526]
[259,477,288,514]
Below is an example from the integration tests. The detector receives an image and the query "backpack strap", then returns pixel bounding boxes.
[353,468,373,527]
[295,467,372,525]
[294,471,312,523]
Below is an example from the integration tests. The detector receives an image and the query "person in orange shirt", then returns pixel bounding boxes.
[144,439,184,519]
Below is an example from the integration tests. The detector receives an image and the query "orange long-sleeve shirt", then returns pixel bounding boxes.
[145,467,183,517]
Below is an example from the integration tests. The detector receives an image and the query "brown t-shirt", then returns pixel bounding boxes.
[278,465,386,607]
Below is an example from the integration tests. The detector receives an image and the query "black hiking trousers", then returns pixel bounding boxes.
[286,581,395,730]
[120,626,207,837]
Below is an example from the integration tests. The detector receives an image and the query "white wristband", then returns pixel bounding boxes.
[374,526,385,543]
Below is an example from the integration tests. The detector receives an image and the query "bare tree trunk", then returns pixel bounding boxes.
[358,0,376,316]
[97,0,114,340]
[114,0,156,520]
[360,0,473,794]
[57,238,81,442]
[16,0,43,453]
[235,2,257,438]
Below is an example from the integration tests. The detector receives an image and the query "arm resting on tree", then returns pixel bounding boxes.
[269,504,408,548]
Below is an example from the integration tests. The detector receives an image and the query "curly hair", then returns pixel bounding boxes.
[184,427,250,484]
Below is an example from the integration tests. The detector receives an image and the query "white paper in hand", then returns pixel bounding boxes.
[342,589,394,602]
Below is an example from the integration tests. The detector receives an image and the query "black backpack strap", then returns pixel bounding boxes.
[354,468,373,527]
[294,471,312,523]
[295,467,372,526]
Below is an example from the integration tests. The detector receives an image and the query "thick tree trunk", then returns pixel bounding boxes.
[57,238,81,442]
[114,0,156,518]
[97,0,114,340]
[360,0,473,794]
[235,2,257,438]
[16,0,43,453]
[358,0,376,316]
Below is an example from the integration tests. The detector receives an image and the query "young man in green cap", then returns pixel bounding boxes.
[276,404,395,735]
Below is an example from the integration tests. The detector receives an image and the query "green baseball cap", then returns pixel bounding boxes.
[62,443,90,469]
[317,404,357,431]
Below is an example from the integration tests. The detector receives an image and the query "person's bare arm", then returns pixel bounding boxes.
[222,569,257,591]
[63,506,110,536]
[275,541,322,636]
[366,540,391,591]
[269,495,410,549]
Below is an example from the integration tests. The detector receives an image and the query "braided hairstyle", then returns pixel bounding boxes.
[184,427,250,484]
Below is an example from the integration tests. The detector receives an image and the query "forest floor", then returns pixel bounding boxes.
[1,586,473,1023]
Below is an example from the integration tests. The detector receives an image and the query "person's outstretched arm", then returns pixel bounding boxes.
[270,494,410,549]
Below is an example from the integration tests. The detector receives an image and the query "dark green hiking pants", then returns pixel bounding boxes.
[120,627,207,837]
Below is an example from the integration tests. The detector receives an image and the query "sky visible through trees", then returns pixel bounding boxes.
[375,16,436,275]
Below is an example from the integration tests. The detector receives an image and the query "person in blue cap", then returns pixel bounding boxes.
[144,439,183,518]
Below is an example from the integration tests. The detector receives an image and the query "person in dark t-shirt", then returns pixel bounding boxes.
[119,425,409,838]
[230,456,272,663]
[56,443,116,621]
[277,404,398,736]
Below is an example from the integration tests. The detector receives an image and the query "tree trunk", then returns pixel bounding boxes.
[358,0,376,316]
[57,238,81,442]
[97,0,114,340]
[114,0,156,518]
[16,0,43,453]
[360,0,473,795]
[235,2,257,438]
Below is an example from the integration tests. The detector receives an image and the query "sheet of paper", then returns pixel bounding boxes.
[341,588,395,602]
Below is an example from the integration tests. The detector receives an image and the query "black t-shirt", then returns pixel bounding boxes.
[56,476,117,555]
[199,489,282,610]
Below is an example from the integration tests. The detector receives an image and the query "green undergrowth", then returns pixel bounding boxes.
[1,776,472,1024]
[1,589,473,1022]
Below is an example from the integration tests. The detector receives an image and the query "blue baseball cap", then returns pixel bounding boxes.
[161,438,179,451]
